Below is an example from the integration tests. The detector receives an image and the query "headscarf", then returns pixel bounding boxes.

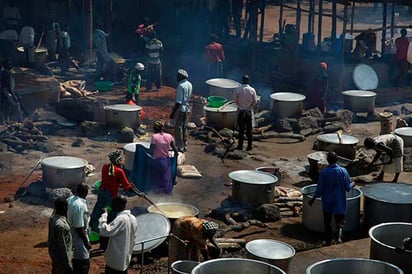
[108,150,122,176]
[202,221,219,237]
[153,120,164,131]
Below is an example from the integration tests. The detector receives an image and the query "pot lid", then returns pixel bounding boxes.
[394,127,412,137]
[270,92,306,102]
[352,64,379,90]
[104,104,142,111]
[362,183,412,204]
[123,142,150,152]
[204,103,238,112]
[246,239,295,260]
[228,170,278,185]
[41,156,88,168]
[317,133,359,145]
[147,202,199,219]
[205,78,241,88]
[342,90,377,97]
[133,213,170,253]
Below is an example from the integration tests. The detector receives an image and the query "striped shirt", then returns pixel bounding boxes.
[146,38,163,64]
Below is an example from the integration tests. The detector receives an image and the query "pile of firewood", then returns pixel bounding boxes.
[0,122,48,152]
[274,186,303,218]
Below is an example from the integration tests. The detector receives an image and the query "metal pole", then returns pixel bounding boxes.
[381,0,388,55]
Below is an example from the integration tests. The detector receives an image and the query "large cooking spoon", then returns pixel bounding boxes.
[130,185,166,215]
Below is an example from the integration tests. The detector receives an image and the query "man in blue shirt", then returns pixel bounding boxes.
[309,151,355,245]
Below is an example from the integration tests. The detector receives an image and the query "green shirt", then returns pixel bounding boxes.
[128,70,141,95]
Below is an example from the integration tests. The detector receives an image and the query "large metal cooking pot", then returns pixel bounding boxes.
[362,183,412,228]
[41,156,88,189]
[104,104,143,129]
[316,133,359,159]
[369,222,412,273]
[205,78,241,98]
[352,63,379,90]
[229,170,278,207]
[147,202,199,220]
[342,90,377,113]
[301,184,362,232]
[246,239,295,273]
[270,92,305,118]
[204,102,238,130]
[171,260,200,274]
[191,258,286,274]
[306,258,403,274]
[123,142,150,171]
[133,212,170,254]
[394,127,412,147]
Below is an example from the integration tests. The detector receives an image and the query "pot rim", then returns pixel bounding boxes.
[394,127,412,137]
[228,170,278,185]
[41,156,88,169]
[301,184,362,201]
[361,182,412,204]
[368,222,412,253]
[270,92,306,102]
[192,258,286,274]
[246,239,296,259]
[316,133,359,145]
[205,78,241,88]
[342,90,377,97]
[147,202,200,219]
[104,104,143,111]
[306,258,404,273]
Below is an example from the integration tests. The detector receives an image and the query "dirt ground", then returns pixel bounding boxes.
[1,2,412,274]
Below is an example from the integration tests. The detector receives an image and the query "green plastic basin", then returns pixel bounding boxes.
[95,81,114,91]
[207,96,227,107]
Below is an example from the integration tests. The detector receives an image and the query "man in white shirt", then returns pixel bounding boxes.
[170,69,193,152]
[19,25,35,67]
[99,195,137,274]
[67,183,91,274]
[234,74,257,151]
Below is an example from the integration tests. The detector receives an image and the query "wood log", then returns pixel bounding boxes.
[253,132,305,141]
[252,124,272,135]
[14,133,48,141]
[216,243,242,250]
[215,238,247,244]
[276,197,303,202]
[0,138,31,147]
[280,210,295,217]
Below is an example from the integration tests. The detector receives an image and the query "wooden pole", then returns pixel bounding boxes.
[88,0,93,59]
[279,0,284,33]
[381,0,388,55]
[259,0,265,42]
[350,0,355,34]
[296,0,301,44]
[331,0,337,49]
[390,0,396,38]
[317,0,323,52]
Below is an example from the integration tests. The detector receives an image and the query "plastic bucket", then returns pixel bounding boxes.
[171,260,199,274]
[207,96,227,107]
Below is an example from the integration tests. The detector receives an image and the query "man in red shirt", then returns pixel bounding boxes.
[205,34,225,78]
[90,150,141,249]
[395,28,410,86]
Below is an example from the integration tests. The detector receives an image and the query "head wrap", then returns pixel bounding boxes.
[320,62,327,71]
[108,150,122,176]
[153,120,164,131]
[202,221,219,237]
[177,69,188,79]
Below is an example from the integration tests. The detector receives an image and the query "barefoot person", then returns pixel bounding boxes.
[309,152,355,245]
[149,120,178,195]
[364,134,404,183]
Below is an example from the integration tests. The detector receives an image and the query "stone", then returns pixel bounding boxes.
[275,118,293,132]
[298,116,319,130]
[255,203,281,222]
[303,108,324,119]
[48,188,73,201]
[401,104,412,115]
[80,121,106,137]
[118,127,135,143]
[71,138,85,147]
[336,109,353,127]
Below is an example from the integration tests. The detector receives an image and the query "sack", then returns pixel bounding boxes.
[177,165,202,179]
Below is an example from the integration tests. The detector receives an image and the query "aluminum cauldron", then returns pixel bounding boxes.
[369,222,412,273]
[205,78,241,98]
[301,184,362,232]
[362,183,412,228]
[342,90,377,113]
[191,258,286,274]
[123,142,150,171]
[246,239,295,273]
[104,104,142,129]
[306,258,403,274]
[270,92,305,118]
[41,156,88,189]
[203,102,238,130]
